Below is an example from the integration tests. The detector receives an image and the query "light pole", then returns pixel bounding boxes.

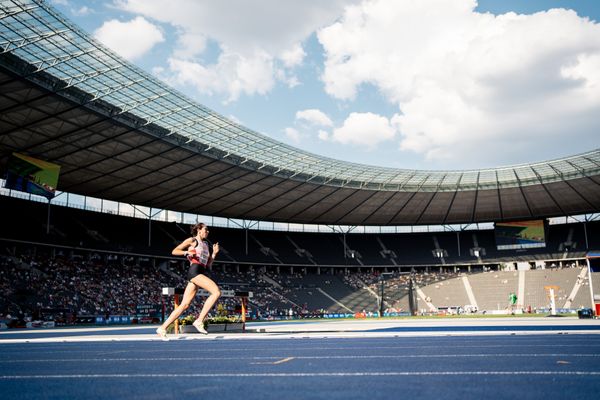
[408,274,416,316]
[379,276,384,317]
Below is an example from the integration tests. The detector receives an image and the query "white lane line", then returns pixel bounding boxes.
[2,353,599,363]
[3,331,600,343]
[272,356,295,364]
[250,356,296,365]
[1,371,600,379]
[2,343,599,354]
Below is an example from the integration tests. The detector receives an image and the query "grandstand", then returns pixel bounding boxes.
[0,0,599,326]
[0,194,597,321]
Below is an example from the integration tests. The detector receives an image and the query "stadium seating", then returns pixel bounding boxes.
[1,194,597,323]
[2,195,596,268]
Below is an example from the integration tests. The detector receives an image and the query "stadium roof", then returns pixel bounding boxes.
[1,0,599,225]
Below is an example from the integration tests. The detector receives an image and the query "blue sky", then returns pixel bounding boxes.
[51,0,600,171]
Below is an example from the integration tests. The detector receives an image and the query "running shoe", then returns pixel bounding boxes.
[156,326,169,340]
[193,320,208,334]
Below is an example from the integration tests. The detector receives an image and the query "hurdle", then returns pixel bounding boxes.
[162,287,253,333]
[162,287,185,333]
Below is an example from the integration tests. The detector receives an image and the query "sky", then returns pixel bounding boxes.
[50,0,600,171]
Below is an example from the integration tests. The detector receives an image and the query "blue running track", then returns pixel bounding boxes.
[1,335,600,399]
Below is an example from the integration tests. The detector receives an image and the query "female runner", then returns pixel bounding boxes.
[156,222,220,339]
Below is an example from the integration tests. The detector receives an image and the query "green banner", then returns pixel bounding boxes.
[4,153,61,200]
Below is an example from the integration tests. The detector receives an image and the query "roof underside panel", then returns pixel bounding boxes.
[521,185,561,217]
[390,192,435,225]
[369,192,415,225]
[306,188,379,224]
[352,191,397,225]
[444,191,477,224]
[237,181,310,220]
[288,186,350,224]
[474,190,502,222]
[543,181,590,215]
[226,178,304,220]
[568,178,600,211]
[259,185,340,223]
[499,187,532,220]
[418,191,455,225]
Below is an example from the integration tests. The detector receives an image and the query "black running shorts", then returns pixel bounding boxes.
[186,263,211,282]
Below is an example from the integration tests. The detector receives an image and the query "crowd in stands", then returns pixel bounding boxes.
[2,244,591,326]
[1,194,596,328]
[2,247,468,324]
[0,253,173,323]
[0,251,335,323]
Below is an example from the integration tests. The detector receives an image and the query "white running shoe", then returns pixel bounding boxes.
[193,320,208,334]
[156,327,169,341]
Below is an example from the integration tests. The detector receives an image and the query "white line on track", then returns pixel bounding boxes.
[2,343,600,354]
[1,371,600,379]
[2,353,599,362]
[250,356,295,365]
[3,330,600,343]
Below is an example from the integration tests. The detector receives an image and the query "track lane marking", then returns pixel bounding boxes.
[2,371,600,379]
[2,353,599,363]
[250,356,295,365]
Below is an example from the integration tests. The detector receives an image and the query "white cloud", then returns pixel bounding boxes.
[113,0,357,100]
[94,16,164,61]
[173,32,207,59]
[285,75,300,88]
[561,53,600,104]
[280,43,306,68]
[318,0,600,167]
[318,129,330,141]
[296,109,333,127]
[287,110,332,143]
[165,51,274,103]
[285,127,301,143]
[115,0,353,55]
[275,69,301,89]
[332,112,396,149]
[72,6,91,16]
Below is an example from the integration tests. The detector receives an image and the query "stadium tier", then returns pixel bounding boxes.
[0,0,599,325]
[1,195,597,267]
[1,194,596,324]
[0,238,592,321]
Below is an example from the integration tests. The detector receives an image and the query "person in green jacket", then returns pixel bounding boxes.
[508,292,518,314]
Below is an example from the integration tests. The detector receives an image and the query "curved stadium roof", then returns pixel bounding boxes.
[0,0,599,225]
